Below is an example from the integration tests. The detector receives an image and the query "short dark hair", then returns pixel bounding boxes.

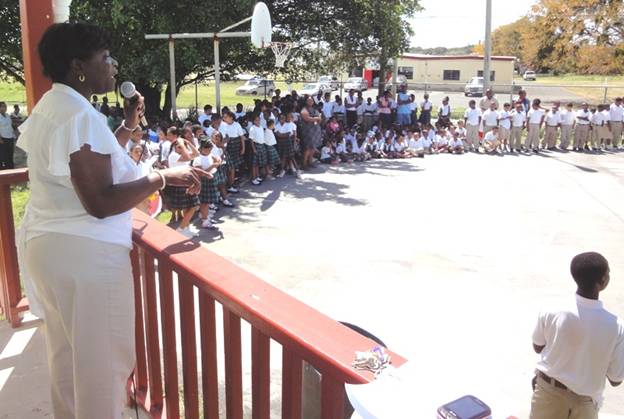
[38,23,111,82]
[570,252,609,291]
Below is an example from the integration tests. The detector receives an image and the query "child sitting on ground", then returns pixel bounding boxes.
[407,131,425,158]
[434,128,450,153]
[483,125,501,153]
[448,131,465,154]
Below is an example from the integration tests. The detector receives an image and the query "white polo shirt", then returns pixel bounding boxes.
[498,110,511,129]
[248,125,265,144]
[482,109,499,127]
[533,294,624,406]
[545,110,560,127]
[609,103,623,122]
[321,100,335,119]
[0,113,14,138]
[576,109,591,125]
[528,108,545,124]
[591,111,605,126]
[511,111,526,128]
[464,108,481,126]
[483,131,498,143]
[560,110,575,126]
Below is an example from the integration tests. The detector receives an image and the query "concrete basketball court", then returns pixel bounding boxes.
[199,149,624,417]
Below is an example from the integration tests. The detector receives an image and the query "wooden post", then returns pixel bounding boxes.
[19,0,54,112]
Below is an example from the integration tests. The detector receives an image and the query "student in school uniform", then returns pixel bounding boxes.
[198,104,214,128]
[601,104,612,150]
[193,141,220,230]
[526,99,546,153]
[559,103,575,150]
[573,103,592,151]
[407,131,425,157]
[333,95,346,126]
[394,134,409,158]
[542,102,561,150]
[448,132,465,154]
[362,97,377,132]
[321,92,335,121]
[275,112,300,178]
[234,103,246,122]
[464,100,482,152]
[249,114,268,185]
[164,138,200,238]
[498,102,512,152]
[421,129,434,154]
[220,111,246,193]
[589,105,605,151]
[210,131,235,208]
[320,139,339,164]
[345,89,359,128]
[482,102,499,134]
[609,97,623,150]
[418,93,433,125]
[455,120,467,140]
[433,128,450,153]
[264,119,280,175]
[530,252,624,419]
[483,126,501,153]
[437,96,451,128]
[510,102,527,152]
[356,98,366,127]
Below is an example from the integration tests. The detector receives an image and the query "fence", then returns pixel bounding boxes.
[0,168,406,418]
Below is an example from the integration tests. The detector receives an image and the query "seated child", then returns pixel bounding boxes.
[320,139,339,164]
[448,132,465,154]
[407,131,425,158]
[394,134,408,158]
[422,129,433,154]
[434,128,450,153]
[483,125,501,153]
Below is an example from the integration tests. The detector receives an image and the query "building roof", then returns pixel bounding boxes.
[400,53,516,61]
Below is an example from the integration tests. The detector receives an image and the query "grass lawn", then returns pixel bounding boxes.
[0,81,28,104]
[514,74,624,103]
[11,185,29,227]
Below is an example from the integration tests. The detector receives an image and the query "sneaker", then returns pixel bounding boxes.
[277,170,286,178]
[201,219,217,229]
[208,204,218,211]
[252,179,261,185]
[227,186,239,193]
[176,227,195,238]
[188,224,200,234]
[222,199,234,207]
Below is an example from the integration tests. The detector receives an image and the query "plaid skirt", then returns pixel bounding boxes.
[253,142,268,166]
[213,164,227,186]
[199,177,220,204]
[265,144,280,167]
[277,137,295,159]
[163,185,199,210]
[226,137,244,169]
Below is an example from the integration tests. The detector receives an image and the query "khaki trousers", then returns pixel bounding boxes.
[560,125,572,149]
[525,123,541,150]
[466,124,480,149]
[499,126,510,143]
[25,233,135,419]
[590,124,601,148]
[543,125,559,148]
[530,375,598,419]
[510,126,523,149]
[573,124,590,148]
[611,121,623,147]
[483,125,496,134]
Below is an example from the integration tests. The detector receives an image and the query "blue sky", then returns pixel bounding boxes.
[409,0,535,48]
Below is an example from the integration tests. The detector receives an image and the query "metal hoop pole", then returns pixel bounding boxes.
[214,37,221,113]
[168,37,176,120]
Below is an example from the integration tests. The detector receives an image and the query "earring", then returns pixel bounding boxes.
[78,74,86,82]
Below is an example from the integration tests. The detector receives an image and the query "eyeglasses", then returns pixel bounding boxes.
[104,56,119,67]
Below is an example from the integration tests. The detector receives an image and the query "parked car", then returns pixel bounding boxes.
[523,70,536,81]
[464,76,484,97]
[384,74,408,90]
[318,75,339,90]
[299,82,333,97]
[235,79,276,96]
[344,77,368,92]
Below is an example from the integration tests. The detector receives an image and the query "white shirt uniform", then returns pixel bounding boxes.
[449,138,464,148]
[464,108,482,126]
[609,103,624,122]
[264,128,277,146]
[484,131,498,143]
[248,125,265,144]
[322,100,335,119]
[482,109,499,127]
[528,108,545,124]
[0,113,14,138]
[320,146,331,159]
[511,111,526,128]
[498,110,511,129]
[533,294,624,406]
[421,100,432,111]
[591,111,605,126]
[560,110,575,126]
[439,104,450,117]
[576,109,591,125]
[198,113,212,128]
[363,103,378,114]
[545,110,560,127]
[408,137,424,149]
[193,153,217,175]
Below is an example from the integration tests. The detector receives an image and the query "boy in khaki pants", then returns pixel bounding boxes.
[530,252,624,419]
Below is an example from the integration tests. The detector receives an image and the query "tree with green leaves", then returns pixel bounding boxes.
[0,0,24,83]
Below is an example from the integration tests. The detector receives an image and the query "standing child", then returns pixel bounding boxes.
[220,111,246,192]
[210,132,235,208]
[464,100,482,152]
[510,102,527,152]
[264,120,280,177]
[438,96,451,127]
[193,141,220,230]
[249,114,268,185]
[526,99,546,153]
[573,103,592,151]
[559,103,575,150]
[589,105,604,151]
[498,103,512,152]
[275,112,299,178]
[165,138,200,238]
[419,93,432,125]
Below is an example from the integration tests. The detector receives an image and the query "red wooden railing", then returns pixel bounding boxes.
[0,168,406,418]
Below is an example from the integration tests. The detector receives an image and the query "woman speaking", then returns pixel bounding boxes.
[18,23,207,418]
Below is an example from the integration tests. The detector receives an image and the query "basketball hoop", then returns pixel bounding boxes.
[269,42,292,68]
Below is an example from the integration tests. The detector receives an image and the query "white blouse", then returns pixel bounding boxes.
[17,83,139,317]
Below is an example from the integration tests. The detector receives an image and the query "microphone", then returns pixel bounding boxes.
[120,81,148,127]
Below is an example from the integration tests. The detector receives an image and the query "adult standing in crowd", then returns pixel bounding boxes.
[516,89,531,114]
[396,85,411,127]
[300,96,322,169]
[0,101,16,170]
[18,22,209,419]
[479,88,499,112]
[345,89,358,128]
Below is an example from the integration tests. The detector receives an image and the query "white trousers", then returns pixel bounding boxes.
[25,233,135,419]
